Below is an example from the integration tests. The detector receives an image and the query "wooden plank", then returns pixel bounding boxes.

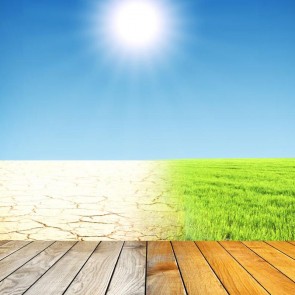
[0,241,8,247]
[147,241,185,295]
[172,241,227,295]
[221,241,295,295]
[266,241,295,259]
[196,241,268,295]
[64,241,123,295]
[107,241,146,295]
[0,241,31,261]
[0,241,76,295]
[25,241,98,295]
[243,241,295,281]
[0,241,53,282]
[289,241,295,246]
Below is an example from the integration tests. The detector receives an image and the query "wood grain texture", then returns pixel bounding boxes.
[0,241,53,282]
[25,241,98,295]
[107,241,146,295]
[196,241,268,295]
[0,241,76,295]
[266,241,295,259]
[0,241,31,261]
[147,241,185,295]
[0,240,293,294]
[243,241,295,281]
[289,241,295,246]
[65,241,123,295]
[220,241,295,295]
[172,241,227,295]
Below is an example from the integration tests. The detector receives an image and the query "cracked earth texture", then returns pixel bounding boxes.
[0,161,183,241]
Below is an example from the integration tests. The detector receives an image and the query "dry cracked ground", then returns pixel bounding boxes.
[0,161,183,241]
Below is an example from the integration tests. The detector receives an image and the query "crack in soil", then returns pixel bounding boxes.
[0,161,183,240]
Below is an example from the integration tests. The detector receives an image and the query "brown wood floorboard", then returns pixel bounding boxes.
[220,241,295,295]
[265,241,295,259]
[146,241,186,295]
[172,241,227,295]
[243,241,295,281]
[196,241,268,294]
[0,241,293,294]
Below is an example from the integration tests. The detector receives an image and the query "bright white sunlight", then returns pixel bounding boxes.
[108,0,165,50]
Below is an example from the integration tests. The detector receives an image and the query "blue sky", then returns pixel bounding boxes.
[0,0,294,159]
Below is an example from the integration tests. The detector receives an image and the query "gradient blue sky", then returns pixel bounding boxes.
[1,0,294,159]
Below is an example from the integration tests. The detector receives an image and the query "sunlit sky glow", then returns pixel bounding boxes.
[106,0,166,51]
[89,0,180,65]
[0,0,295,159]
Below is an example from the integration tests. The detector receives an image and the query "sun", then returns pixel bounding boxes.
[88,0,181,62]
[104,0,168,53]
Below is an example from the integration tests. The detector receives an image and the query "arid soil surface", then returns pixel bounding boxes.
[0,161,183,240]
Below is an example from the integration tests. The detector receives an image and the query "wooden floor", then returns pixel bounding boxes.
[0,241,294,294]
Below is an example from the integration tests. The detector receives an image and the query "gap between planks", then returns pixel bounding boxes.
[0,241,294,295]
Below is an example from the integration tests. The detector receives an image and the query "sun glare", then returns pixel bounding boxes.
[94,0,173,57]
[88,0,184,65]
[109,0,164,50]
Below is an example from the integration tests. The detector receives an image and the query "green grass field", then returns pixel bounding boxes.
[168,159,295,240]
